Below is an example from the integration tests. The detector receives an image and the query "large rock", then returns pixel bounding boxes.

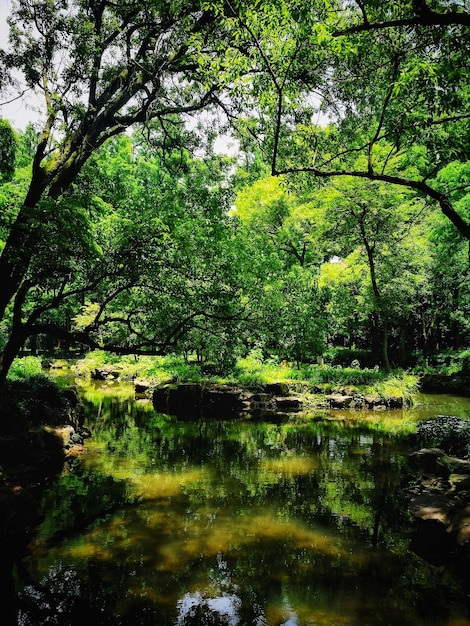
[326,394,353,409]
[408,448,449,476]
[152,383,301,419]
[407,417,470,569]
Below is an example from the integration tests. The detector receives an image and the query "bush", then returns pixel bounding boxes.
[8,356,44,379]
[0,374,69,434]
[74,351,205,383]
[233,350,294,385]
[293,365,384,387]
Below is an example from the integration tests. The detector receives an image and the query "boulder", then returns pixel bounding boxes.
[406,418,470,569]
[202,386,245,418]
[448,505,470,545]
[275,396,301,411]
[326,395,353,409]
[408,492,453,524]
[264,382,289,397]
[92,367,120,380]
[152,383,302,419]
[134,379,152,397]
[363,395,384,409]
[408,448,448,476]
[386,396,404,409]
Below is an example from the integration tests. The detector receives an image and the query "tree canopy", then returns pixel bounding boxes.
[0,0,469,381]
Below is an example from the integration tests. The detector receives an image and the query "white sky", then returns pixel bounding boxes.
[0,0,43,129]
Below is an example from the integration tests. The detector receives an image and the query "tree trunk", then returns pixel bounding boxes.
[0,172,48,322]
[382,321,391,373]
[362,233,391,372]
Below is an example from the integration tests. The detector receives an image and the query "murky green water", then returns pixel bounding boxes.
[14,383,470,625]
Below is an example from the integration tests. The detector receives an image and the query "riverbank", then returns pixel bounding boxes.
[54,350,420,410]
[0,376,89,565]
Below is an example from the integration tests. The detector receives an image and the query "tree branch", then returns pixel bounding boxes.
[273,164,470,240]
[334,9,470,36]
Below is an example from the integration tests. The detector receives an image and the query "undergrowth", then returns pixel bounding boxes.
[8,350,420,403]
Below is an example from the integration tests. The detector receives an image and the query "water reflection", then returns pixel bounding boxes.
[14,386,470,625]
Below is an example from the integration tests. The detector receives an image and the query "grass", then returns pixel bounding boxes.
[8,350,420,405]
[69,350,418,402]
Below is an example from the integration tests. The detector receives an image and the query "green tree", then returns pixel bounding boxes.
[0,0,246,380]
[222,0,470,240]
[0,120,16,182]
[234,173,329,364]
[9,133,247,373]
[317,177,432,369]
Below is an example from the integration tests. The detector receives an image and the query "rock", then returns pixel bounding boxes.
[48,425,75,446]
[264,382,289,397]
[387,396,404,409]
[363,395,382,408]
[326,395,353,409]
[437,455,470,475]
[92,367,120,380]
[448,474,470,492]
[409,492,454,524]
[409,518,455,566]
[275,396,301,410]
[408,448,448,476]
[134,379,152,397]
[448,506,470,545]
[202,386,245,418]
[406,417,470,569]
[152,383,302,419]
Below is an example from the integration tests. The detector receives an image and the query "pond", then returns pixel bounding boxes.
[13,383,470,625]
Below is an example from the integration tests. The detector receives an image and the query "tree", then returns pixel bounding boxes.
[0,120,16,183]
[234,173,329,364]
[0,0,245,381]
[221,0,470,241]
[0,127,251,375]
[316,176,432,369]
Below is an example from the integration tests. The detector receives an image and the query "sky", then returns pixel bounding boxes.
[0,0,43,129]
[0,0,238,155]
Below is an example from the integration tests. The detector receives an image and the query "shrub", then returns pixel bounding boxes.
[288,364,384,387]
[8,356,44,379]
[0,374,68,434]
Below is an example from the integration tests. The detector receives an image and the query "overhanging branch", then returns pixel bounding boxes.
[272,165,470,240]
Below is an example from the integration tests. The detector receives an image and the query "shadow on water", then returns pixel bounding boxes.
[12,384,470,625]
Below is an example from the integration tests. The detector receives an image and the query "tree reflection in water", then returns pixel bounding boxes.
[13,386,470,625]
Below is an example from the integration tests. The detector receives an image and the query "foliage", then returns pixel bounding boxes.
[7,355,44,379]
[376,373,420,401]
[293,365,386,388]
[74,351,205,383]
[233,349,295,385]
[0,120,16,183]
[324,347,376,368]
[0,373,70,434]
[73,350,419,405]
[0,1,469,384]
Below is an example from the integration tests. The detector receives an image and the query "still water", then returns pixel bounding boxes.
[15,384,470,625]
